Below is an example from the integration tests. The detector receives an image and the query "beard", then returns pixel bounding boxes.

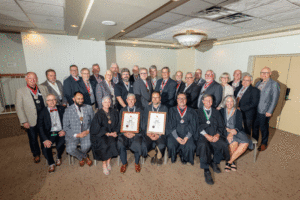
[123,77,129,82]
[75,101,83,107]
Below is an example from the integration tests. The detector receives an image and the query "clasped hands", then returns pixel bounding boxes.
[105,132,118,138]
[43,130,65,148]
[147,133,159,141]
[205,133,220,143]
[76,130,89,138]
[124,132,135,139]
[176,137,188,145]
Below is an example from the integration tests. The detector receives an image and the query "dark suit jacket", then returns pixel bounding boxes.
[112,73,122,84]
[180,82,201,109]
[234,85,260,121]
[195,78,205,88]
[133,78,153,109]
[175,81,185,98]
[114,80,134,111]
[197,80,223,109]
[90,74,104,83]
[75,79,98,107]
[41,80,66,105]
[63,75,82,105]
[155,78,177,108]
[229,80,242,92]
[38,105,65,142]
[129,74,140,83]
[219,108,244,133]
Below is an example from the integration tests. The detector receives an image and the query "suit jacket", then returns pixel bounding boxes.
[38,105,65,142]
[229,80,243,92]
[155,78,177,108]
[179,82,201,109]
[234,85,260,120]
[90,74,104,84]
[219,108,244,133]
[133,78,153,109]
[41,80,66,105]
[63,104,94,140]
[75,79,98,107]
[129,74,140,83]
[112,73,122,84]
[197,80,223,109]
[175,81,185,98]
[15,85,49,126]
[147,76,161,89]
[195,78,205,88]
[96,81,115,109]
[63,75,82,105]
[255,78,280,114]
[114,80,134,111]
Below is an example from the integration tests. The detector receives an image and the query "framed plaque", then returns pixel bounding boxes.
[120,111,140,133]
[147,111,167,135]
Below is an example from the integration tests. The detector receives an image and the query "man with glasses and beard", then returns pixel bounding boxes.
[115,68,134,111]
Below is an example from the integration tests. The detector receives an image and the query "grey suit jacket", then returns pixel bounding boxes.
[255,78,280,114]
[15,85,49,126]
[197,80,223,108]
[63,104,94,140]
[41,80,66,105]
[133,78,153,109]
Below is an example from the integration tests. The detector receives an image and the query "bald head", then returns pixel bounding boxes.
[260,67,272,81]
[25,72,38,88]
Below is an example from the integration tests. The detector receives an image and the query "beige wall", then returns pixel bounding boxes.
[176,48,195,78]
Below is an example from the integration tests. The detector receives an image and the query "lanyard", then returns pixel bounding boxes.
[127,106,136,112]
[226,108,235,121]
[177,106,187,119]
[152,104,160,112]
[124,82,130,91]
[85,81,91,93]
[161,79,168,90]
[203,108,211,121]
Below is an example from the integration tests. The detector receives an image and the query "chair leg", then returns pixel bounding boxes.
[254,143,257,163]
[117,155,120,166]
[141,156,144,164]
[68,154,71,165]
[72,156,74,165]
[164,148,168,164]
[94,160,97,166]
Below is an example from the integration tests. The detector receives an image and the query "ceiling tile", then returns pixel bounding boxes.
[276,18,300,26]
[262,8,300,22]
[0,19,34,27]
[27,14,64,24]
[34,22,64,30]
[174,18,208,27]
[232,19,270,28]
[203,0,228,5]
[242,23,283,32]
[18,1,64,17]
[153,12,186,24]
[124,27,152,37]
[139,21,169,29]
[188,20,225,31]
[170,0,214,16]
[17,0,65,7]
[0,10,30,21]
[220,0,277,12]
[0,1,23,12]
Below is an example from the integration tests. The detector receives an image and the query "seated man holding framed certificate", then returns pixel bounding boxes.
[142,91,168,166]
[166,92,198,165]
[118,93,146,173]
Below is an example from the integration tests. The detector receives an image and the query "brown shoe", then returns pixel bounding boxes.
[85,157,93,166]
[258,144,268,151]
[135,163,141,173]
[48,165,55,173]
[79,159,85,167]
[120,163,128,174]
[33,156,40,163]
[55,159,62,166]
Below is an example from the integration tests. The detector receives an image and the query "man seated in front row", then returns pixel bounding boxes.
[166,92,198,165]
[142,91,168,166]
[63,92,94,167]
[196,94,230,185]
[118,94,146,174]
[38,94,66,173]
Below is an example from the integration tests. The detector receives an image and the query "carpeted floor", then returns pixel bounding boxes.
[0,116,299,200]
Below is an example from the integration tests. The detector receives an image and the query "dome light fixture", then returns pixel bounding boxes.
[173,30,207,47]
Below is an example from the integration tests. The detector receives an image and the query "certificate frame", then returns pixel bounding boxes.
[147,111,167,135]
[120,111,140,133]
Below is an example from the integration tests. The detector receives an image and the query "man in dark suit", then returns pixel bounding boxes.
[234,75,260,136]
[90,63,104,84]
[253,67,280,151]
[147,65,161,89]
[129,65,140,83]
[133,68,153,109]
[155,67,177,108]
[42,69,66,106]
[197,70,223,109]
[229,70,242,92]
[194,69,205,88]
[63,65,81,105]
[110,63,122,84]
[115,68,134,111]
[175,71,185,98]
[75,68,97,110]
[38,94,65,173]
[180,72,200,109]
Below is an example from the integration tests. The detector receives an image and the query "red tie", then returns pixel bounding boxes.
[50,109,57,112]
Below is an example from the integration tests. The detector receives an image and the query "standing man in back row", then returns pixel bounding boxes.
[64,65,81,105]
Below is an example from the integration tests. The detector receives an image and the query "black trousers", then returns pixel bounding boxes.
[42,132,65,166]
[27,126,43,157]
[253,113,270,145]
[144,135,167,157]
[243,118,253,136]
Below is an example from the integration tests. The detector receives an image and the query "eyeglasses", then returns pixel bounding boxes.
[205,74,212,77]
[260,72,270,74]
[46,99,57,102]
[140,73,147,75]
[185,77,193,79]
[177,98,186,100]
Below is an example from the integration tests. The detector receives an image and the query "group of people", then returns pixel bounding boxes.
[15,63,280,185]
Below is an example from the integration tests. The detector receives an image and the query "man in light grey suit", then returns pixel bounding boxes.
[253,67,280,151]
[147,65,161,89]
[41,69,66,106]
[134,68,153,109]
[63,92,94,167]
[197,70,223,109]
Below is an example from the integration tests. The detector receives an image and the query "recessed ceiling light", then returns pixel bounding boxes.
[133,45,136,47]
[121,30,125,32]
[90,38,95,40]
[102,21,116,26]
[71,24,78,28]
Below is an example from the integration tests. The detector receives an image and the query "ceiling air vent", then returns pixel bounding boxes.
[216,13,253,25]
[195,6,237,20]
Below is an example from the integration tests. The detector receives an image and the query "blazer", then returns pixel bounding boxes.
[129,74,140,83]
[197,80,223,109]
[41,80,66,105]
[229,80,243,92]
[219,108,244,133]
[255,78,280,114]
[63,75,82,105]
[175,81,185,98]
[90,74,104,84]
[96,80,115,109]
[75,79,98,107]
[179,82,201,109]
[15,85,49,126]
[133,78,153,109]
[195,78,205,88]
[38,105,65,142]
[155,78,177,108]
[114,80,134,111]
[63,104,94,140]
[234,85,260,120]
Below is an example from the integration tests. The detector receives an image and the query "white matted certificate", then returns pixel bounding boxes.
[147,111,167,135]
[120,111,140,133]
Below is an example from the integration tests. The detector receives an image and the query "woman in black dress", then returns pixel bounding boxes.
[90,96,119,175]
[220,95,253,172]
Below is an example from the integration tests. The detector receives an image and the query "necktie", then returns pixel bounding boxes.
[50,109,57,112]
[206,110,210,115]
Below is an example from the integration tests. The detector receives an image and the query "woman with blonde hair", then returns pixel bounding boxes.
[217,72,234,110]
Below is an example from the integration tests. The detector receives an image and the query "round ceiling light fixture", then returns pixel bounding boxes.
[102,21,116,26]
[173,30,207,47]
[71,24,78,28]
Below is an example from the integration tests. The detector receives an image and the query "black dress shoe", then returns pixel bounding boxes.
[151,155,157,165]
[157,158,163,166]
[204,170,214,185]
[211,162,221,173]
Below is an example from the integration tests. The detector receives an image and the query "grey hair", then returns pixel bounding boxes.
[149,65,157,71]
[243,74,253,81]
[224,95,237,108]
[176,71,183,76]
[46,94,57,100]
[127,93,136,99]
[219,72,231,82]
[102,96,111,103]
[121,68,130,75]
[202,94,213,101]
[186,72,194,77]
[110,63,118,68]
[25,72,37,79]
[139,67,148,73]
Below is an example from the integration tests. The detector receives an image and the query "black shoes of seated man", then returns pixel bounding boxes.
[211,162,221,173]
[204,162,221,185]
[151,154,164,166]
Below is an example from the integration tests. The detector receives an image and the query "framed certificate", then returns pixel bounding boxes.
[147,111,167,135]
[120,112,140,133]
